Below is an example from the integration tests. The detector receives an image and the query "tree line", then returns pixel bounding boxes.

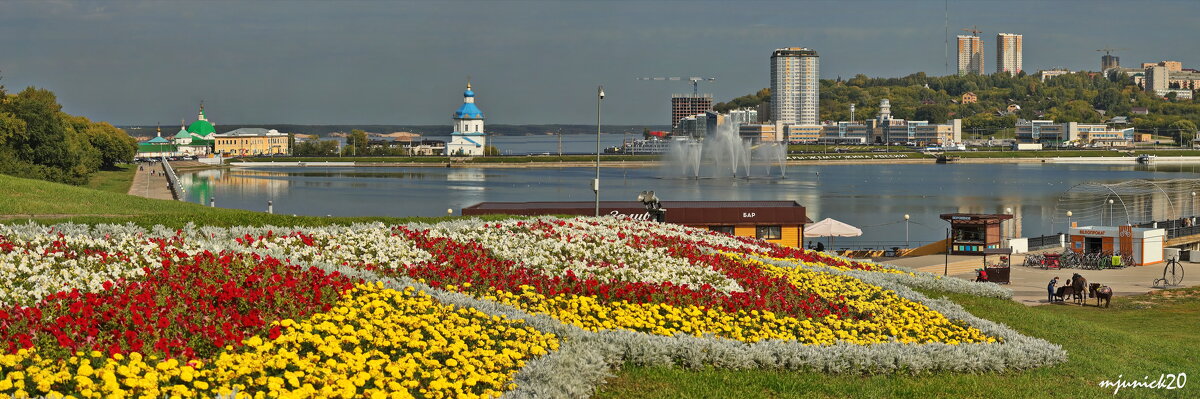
[0,82,137,185]
[714,71,1200,139]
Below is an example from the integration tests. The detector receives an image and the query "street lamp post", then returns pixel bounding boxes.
[1066,210,1073,232]
[1005,207,1012,248]
[595,85,604,217]
[904,214,910,248]
[1108,199,1114,226]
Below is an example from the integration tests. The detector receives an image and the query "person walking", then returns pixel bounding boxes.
[1047,276,1059,302]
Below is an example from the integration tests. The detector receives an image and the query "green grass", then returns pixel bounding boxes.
[84,164,137,194]
[0,173,506,228]
[596,287,1200,398]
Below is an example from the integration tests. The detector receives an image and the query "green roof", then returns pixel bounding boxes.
[146,136,170,144]
[173,127,192,138]
[187,119,215,136]
[137,143,177,153]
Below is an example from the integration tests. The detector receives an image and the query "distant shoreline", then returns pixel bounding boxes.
[221,155,1194,169]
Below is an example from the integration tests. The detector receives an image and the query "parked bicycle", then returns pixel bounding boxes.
[1153,257,1185,287]
[1054,249,1132,270]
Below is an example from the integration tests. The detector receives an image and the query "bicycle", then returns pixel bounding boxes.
[1153,257,1185,287]
[1023,253,1045,267]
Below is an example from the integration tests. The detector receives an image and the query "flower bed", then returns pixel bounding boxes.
[0,218,1063,397]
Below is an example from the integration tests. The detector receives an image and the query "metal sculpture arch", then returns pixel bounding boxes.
[1055,179,1200,226]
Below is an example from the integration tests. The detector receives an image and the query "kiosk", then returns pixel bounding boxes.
[940,213,1013,255]
[1068,225,1165,266]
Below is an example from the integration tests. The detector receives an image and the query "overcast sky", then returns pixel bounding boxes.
[1,0,1196,126]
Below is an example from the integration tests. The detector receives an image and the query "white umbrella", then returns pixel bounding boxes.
[805,218,863,251]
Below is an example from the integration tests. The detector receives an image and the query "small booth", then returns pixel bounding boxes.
[1068,225,1165,266]
[940,213,1013,255]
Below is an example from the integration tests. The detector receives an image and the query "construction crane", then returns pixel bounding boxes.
[960,25,981,36]
[637,76,716,96]
[1096,47,1126,55]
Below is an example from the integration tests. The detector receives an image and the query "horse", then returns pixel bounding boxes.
[1054,285,1073,302]
[1070,273,1088,304]
[1089,283,1113,308]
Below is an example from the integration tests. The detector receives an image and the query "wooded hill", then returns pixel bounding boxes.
[715,72,1199,140]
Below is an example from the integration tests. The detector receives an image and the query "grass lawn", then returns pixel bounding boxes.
[84,164,138,194]
[0,174,502,228]
[596,287,1200,398]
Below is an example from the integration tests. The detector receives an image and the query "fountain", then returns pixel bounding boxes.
[663,122,787,179]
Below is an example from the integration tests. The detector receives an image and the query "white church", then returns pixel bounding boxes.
[447,82,489,156]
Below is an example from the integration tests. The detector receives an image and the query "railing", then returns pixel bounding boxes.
[1168,225,1200,239]
[160,157,182,201]
[817,240,935,251]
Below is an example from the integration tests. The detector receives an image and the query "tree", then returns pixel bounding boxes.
[914,104,949,123]
[483,145,500,156]
[1170,120,1198,146]
[349,129,368,156]
[287,133,296,155]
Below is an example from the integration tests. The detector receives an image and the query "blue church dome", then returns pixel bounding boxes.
[455,103,484,119]
[464,89,475,97]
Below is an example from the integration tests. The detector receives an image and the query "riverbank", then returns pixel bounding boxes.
[228,151,1200,168]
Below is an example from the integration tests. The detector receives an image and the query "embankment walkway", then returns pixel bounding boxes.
[127,162,174,200]
[875,253,1199,306]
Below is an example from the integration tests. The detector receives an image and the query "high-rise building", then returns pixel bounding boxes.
[1101,55,1120,71]
[770,47,819,125]
[1145,65,1170,96]
[670,94,712,128]
[996,33,1023,75]
[956,35,984,75]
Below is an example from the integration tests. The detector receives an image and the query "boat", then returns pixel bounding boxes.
[936,154,960,164]
[1136,154,1156,164]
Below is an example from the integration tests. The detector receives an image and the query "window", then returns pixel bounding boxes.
[709,226,735,235]
[756,226,782,240]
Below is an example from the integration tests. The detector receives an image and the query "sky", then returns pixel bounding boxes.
[1,0,1197,126]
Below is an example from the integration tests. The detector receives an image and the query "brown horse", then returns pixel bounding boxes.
[1089,283,1113,308]
[1070,273,1088,304]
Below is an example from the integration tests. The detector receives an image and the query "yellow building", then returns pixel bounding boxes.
[213,128,290,156]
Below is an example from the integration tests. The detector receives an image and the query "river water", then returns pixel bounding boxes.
[178,157,1200,249]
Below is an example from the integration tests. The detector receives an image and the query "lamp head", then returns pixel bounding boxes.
[1066,211,1073,217]
[599,86,605,99]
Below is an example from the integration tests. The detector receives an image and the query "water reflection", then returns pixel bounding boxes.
[179,163,1200,247]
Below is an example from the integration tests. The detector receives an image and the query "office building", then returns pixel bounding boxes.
[727,108,759,125]
[671,94,713,129]
[1015,120,1134,147]
[770,47,819,125]
[810,99,960,146]
[996,33,1023,75]
[957,35,985,75]
[214,128,290,156]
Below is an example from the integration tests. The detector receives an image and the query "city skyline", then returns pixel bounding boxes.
[1,0,1197,126]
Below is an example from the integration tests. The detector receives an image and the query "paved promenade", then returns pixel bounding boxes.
[127,162,174,200]
[873,253,1197,306]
